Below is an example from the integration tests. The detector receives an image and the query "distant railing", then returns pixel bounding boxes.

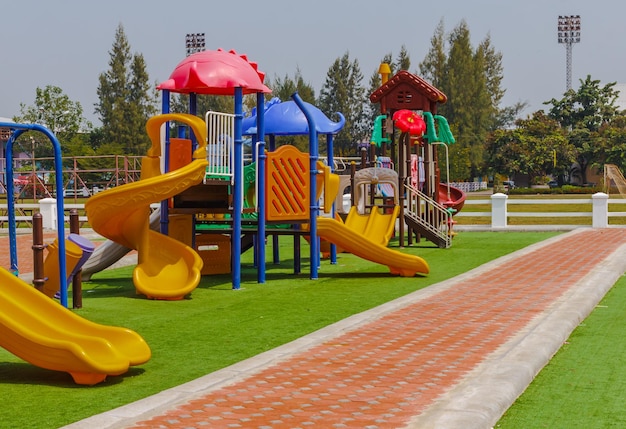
[0,155,143,200]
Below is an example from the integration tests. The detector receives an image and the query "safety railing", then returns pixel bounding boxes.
[404,183,452,248]
[205,111,235,182]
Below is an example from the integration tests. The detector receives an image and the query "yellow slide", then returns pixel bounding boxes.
[317,210,429,277]
[86,114,208,300]
[0,268,150,385]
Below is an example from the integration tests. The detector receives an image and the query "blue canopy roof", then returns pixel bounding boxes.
[243,98,345,136]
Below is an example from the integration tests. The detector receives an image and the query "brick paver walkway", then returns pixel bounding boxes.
[97,228,626,429]
[4,228,626,428]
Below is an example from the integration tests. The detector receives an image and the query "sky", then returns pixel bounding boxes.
[1,0,624,126]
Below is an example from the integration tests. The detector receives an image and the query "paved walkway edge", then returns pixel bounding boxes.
[62,229,626,429]
[408,229,626,429]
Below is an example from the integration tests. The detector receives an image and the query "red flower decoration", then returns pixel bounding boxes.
[392,109,426,136]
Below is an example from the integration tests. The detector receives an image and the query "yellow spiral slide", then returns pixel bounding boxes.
[0,268,151,385]
[86,114,208,300]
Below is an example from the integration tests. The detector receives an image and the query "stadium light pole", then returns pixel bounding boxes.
[185,33,206,57]
[557,15,581,91]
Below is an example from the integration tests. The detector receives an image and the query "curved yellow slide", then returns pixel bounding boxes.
[317,216,429,277]
[0,268,150,385]
[86,114,208,300]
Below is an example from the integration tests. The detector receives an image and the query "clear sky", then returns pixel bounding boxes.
[1,0,622,126]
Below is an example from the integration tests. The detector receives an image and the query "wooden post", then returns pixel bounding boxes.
[32,213,45,292]
[69,209,82,309]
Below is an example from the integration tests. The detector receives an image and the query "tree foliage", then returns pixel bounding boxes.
[13,85,91,167]
[318,52,368,156]
[95,23,157,156]
[545,75,622,183]
[485,111,574,184]
[262,70,316,151]
[419,20,505,180]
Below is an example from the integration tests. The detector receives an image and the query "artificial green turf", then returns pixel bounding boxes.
[496,274,626,429]
[0,231,558,428]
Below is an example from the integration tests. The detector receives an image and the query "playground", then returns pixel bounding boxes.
[2,48,626,428]
[1,48,464,385]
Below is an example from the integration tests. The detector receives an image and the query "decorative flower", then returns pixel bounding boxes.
[392,109,426,136]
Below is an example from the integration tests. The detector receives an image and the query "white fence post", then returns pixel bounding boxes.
[491,193,508,228]
[39,198,57,230]
[592,192,609,228]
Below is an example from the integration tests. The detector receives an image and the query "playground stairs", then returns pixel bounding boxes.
[403,184,452,249]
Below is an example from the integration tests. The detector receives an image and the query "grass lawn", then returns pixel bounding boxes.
[0,231,558,428]
[497,274,626,428]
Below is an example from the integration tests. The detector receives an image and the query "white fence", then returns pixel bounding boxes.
[455,192,623,229]
[2,193,625,231]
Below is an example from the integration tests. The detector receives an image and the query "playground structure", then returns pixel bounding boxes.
[0,122,151,384]
[369,68,466,248]
[81,48,430,299]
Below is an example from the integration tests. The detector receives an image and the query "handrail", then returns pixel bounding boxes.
[404,183,451,248]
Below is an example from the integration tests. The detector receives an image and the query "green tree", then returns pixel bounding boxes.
[419,20,505,181]
[593,115,626,171]
[546,75,621,183]
[477,34,505,129]
[268,68,315,103]
[13,85,91,167]
[95,23,157,156]
[127,55,158,154]
[318,52,367,156]
[485,111,574,184]
[419,19,447,90]
[262,69,316,151]
[396,45,411,71]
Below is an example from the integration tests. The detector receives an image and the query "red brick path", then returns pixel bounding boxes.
[116,228,626,429]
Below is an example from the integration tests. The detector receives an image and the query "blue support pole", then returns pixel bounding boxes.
[189,92,198,148]
[2,123,69,307]
[160,90,170,235]
[327,133,337,264]
[256,92,266,284]
[291,92,319,280]
[232,87,244,289]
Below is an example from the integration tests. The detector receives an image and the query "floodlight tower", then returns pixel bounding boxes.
[557,15,581,91]
[185,33,205,57]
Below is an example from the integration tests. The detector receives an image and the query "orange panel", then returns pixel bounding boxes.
[266,146,310,221]
[169,138,193,171]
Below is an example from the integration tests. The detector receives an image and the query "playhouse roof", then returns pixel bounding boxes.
[370,70,447,112]
[157,49,271,96]
[242,98,345,136]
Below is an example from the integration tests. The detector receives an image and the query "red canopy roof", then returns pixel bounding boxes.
[158,49,271,96]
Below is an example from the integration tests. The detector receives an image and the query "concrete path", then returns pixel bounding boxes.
[55,228,626,429]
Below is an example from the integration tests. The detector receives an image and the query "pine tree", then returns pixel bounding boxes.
[318,52,367,156]
[95,23,157,156]
[419,19,447,89]
[418,20,503,180]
